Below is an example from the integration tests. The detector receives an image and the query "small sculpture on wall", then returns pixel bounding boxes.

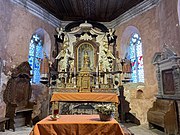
[55,27,65,43]
[40,52,51,84]
[121,58,132,73]
[106,28,117,45]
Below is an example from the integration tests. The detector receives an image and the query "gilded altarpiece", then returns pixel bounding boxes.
[51,21,121,120]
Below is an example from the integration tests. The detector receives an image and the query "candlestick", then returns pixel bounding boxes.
[96,66,98,77]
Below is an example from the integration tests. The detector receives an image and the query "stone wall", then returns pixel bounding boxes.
[0,0,56,70]
[31,84,49,120]
[0,0,56,118]
[123,83,156,124]
[0,72,9,118]
[116,0,180,124]
[0,0,179,125]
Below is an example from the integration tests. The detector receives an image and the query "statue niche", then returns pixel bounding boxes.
[77,42,95,71]
[73,41,99,92]
[77,51,92,92]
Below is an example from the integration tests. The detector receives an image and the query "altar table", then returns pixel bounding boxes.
[30,115,124,135]
[51,92,119,103]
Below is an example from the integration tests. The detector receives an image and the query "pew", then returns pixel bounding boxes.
[147,99,178,135]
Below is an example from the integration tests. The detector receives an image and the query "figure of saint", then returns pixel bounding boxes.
[56,49,73,72]
[40,52,49,79]
[122,58,132,73]
[55,34,73,72]
[83,51,90,68]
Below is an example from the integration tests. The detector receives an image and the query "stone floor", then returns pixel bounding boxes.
[0,123,165,135]
[122,123,164,135]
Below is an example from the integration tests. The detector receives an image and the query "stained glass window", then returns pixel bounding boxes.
[28,34,43,84]
[129,33,144,83]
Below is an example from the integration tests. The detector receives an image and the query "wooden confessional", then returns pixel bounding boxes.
[3,61,34,131]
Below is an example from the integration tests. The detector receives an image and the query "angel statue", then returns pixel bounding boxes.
[56,48,74,72]
[106,28,117,45]
[55,27,65,43]
[100,41,115,72]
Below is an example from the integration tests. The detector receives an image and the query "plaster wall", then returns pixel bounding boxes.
[0,0,179,125]
[0,0,56,118]
[116,0,180,124]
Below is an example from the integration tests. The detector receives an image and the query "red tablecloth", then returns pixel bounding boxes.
[30,115,124,135]
[51,92,119,103]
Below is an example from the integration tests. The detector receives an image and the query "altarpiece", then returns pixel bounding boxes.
[50,21,122,119]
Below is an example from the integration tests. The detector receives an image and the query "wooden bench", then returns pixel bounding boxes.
[15,108,33,128]
[0,117,10,132]
[147,99,178,135]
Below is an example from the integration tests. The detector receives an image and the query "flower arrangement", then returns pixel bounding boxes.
[95,104,115,115]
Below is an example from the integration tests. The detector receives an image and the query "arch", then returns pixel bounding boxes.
[33,28,51,58]
[120,26,144,83]
[136,89,144,99]
[73,40,99,72]
[77,43,94,71]
[28,28,51,84]
[120,26,140,58]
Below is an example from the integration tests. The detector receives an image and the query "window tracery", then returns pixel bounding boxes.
[129,33,144,83]
[28,34,43,84]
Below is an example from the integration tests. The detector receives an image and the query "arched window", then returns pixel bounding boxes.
[28,34,43,84]
[129,33,144,83]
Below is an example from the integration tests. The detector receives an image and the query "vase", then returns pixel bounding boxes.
[99,113,112,121]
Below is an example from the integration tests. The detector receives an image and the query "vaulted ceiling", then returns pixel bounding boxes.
[31,0,144,22]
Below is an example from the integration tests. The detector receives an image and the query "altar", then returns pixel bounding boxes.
[49,21,122,121]
[53,21,121,92]
[30,115,124,135]
[51,92,119,103]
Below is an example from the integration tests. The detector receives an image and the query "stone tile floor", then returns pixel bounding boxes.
[122,123,164,135]
[0,123,165,135]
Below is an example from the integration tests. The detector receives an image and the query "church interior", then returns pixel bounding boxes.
[0,0,180,134]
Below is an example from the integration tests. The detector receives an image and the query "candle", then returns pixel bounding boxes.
[53,102,59,117]
[74,67,76,77]
[54,109,59,115]
[96,66,98,76]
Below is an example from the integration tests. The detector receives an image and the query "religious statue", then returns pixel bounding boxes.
[40,52,51,84]
[55,27,65,43]
[121,58,132,73]
[106,28,117,45]
[56,49,74,72]
[100,40,115,72]
[55,33,73,72]
[83,51,90,68]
